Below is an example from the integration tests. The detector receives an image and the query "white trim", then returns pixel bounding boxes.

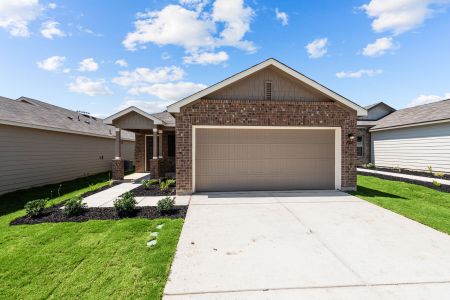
[168,58,367,116]
[0,119,135,141]
[192,125,342,193]
[103,106,164,125]
[370,119,450,132]
[153,128,158,133]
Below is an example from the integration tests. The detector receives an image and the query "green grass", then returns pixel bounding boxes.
[0,173,183,299]
[352,175,450,235]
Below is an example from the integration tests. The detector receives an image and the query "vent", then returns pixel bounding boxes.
[265,81,272,100]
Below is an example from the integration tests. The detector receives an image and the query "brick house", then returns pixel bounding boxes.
[105,59,368,194]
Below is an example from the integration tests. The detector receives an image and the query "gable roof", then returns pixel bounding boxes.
[0,96,134,140]
[371,99,450,131]
[167,58,367,116]
[364,102,396,112]
[103,106,169,126]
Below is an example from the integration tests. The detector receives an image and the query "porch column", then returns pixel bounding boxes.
[112,128,124,180]
[115,128,121,158]
[152,128,158,159]
[158,130,163,159]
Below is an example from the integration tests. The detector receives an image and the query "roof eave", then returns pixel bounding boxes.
[167,58,368,116]
[103,106,165,125]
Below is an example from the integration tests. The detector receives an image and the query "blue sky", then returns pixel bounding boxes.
[1,0,449,117]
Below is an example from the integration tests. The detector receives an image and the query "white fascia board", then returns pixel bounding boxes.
[103,106,164,125]
[167,58,368,116]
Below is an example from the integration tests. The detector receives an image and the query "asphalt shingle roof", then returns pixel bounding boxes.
[151,111,175,126]
[371,99,450,130]
[0,97,134,140]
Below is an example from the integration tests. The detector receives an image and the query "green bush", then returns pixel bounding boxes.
[432,180,441,187]
[142,179,159,189]
[159,179,176,191]
[114,192,137,216]
[157,196,175,213]
[63,196,86,216]
[24,199,48,217]
[427,166,433,173]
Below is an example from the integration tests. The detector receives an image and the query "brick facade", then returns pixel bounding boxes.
[111,158,124,180]
[175,99,357,195]
[356,127,372,166]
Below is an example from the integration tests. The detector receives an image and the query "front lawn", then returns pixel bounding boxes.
[0,173,183,299]
[352,175,450,235]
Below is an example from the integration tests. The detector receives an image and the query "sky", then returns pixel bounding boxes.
[0,0,449,118]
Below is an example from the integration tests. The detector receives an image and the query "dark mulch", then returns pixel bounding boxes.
[130,184,176,197]
[10,204,187,225]
[358,171,450,193]
[362,166,450,180]
[81,182,121,198]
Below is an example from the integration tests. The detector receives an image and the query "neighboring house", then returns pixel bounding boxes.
[0,96,135,195]
[105,58,367,194]
[356,102,396,165]
[370,99,450,173]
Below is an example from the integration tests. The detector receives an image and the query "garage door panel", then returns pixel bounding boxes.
[195,128,336,192]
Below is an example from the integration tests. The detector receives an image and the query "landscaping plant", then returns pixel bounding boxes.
[114,191,137,216]
[427,166,433,174]
[24,199,48,217]
[159,179,176,191]
[63,195,87,216]
[432,180,441,187]
[142,179,159,189]
[157,196,175,213]
[433,172,445,178]
[364,163,375,169]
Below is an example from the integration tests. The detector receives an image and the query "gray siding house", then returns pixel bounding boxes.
[0,96,135,195]
[357,99,450,174]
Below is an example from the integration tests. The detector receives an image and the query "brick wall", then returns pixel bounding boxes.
[175,99,357,194]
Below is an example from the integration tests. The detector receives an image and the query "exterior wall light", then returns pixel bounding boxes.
[348,133,355,141]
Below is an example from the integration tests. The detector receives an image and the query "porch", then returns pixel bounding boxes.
[103,107,176,180]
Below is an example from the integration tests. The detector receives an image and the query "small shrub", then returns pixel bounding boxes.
[394,165,401,173]
[364,163,375,169]
[114,192,137,216]
[63,196,87,216]
[142,179,159,189]
[433,172,445,178]
[427,166,433,174]
[159,179,176,191]
[25,199,48,217]
[432,180,441,187]
[157,196,175,213]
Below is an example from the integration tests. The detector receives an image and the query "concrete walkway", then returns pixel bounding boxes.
[164,190,450,299]
[358,168,450,185]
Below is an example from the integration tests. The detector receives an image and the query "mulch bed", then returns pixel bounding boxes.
[362,166,450,180]
[130,185,176,197]
[357,171,450,193]
[10,204,187,225]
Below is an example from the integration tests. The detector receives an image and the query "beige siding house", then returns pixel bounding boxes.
[0,97,135,195]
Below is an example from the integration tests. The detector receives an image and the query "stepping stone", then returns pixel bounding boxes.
[156,224,164,230]
[150,232,158,237]
[147,239,157,247]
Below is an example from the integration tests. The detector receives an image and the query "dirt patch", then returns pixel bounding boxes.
[10,204,187,225]
[130,184,176,197]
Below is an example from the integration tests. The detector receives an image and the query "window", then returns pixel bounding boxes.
[265,81,272,100]
[168,134,175,157]
[356,135,364,157]
[145,135,153,159]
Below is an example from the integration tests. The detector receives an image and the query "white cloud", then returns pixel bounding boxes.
[115,59,128,67]
[78,58,99,72]
[275,8,288,26]
[407,92,450,107]
[40,20,65,39]
[361,0,449,35]
[179,0,208,11]
[36,55,66,71]
[48,3,57,9]
[0,0,42,37]
[336,69,383,78]
[129,82,207,100]
[362,37,397,57]
[68,76,113,96]
[183,51,229,65]
[305,38,328,59]
[161,52,171,60]
[77,25,103,37]
[123,0,256,56]
[118,99,173,114]
[112,66,185,88]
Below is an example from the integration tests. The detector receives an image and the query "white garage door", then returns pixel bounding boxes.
[194,127,337,192]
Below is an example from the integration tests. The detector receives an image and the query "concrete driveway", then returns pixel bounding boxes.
[164,191,450,299]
